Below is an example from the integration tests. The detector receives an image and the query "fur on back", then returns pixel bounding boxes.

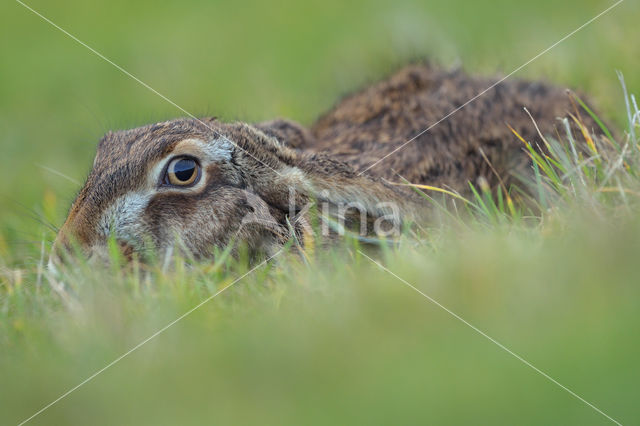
[309,63,599,191]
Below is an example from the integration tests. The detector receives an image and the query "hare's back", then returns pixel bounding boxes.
[310,63,592,192]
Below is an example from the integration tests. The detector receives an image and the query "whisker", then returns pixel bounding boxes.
[37,164,82,186]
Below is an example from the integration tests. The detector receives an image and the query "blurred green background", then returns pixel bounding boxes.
[1,0,639,425]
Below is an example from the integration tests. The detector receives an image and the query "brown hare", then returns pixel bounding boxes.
[52,63,602,263]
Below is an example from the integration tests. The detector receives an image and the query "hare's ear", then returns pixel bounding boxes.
[229,123,418,239]
[255,119,313,149]
[257,152,414,238]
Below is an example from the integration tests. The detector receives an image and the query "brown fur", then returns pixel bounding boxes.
[52,63,604,263]
[309,63,600,191]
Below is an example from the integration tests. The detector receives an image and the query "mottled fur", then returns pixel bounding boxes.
[310,63,599,190]
[53,63,603,262]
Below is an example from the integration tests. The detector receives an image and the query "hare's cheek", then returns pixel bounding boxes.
[143,187,258,257]
[96,191,153,248]
[142,192,215,254]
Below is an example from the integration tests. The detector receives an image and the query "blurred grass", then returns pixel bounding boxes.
[1,0,640,425]
[2,217,640,425]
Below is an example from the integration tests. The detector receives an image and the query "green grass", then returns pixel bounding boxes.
[2,1,640,425]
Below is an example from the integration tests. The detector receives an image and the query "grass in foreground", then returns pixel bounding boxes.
[1,86,640,425]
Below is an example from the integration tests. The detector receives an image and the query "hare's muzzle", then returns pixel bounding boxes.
[50,228,137,270]
[50,214,103,267]
[49,222,86,268]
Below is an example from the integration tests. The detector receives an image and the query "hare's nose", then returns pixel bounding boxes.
[48,237,75,273]
[50,219,94,267]
[49,235,81,270]
[49,231,72,267]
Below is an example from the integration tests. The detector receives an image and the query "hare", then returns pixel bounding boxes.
[52,63,602,263]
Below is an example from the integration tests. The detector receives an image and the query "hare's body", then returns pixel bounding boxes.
[53,63,602,262]
[308,64,594,192]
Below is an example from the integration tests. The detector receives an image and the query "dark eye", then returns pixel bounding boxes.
[165,157,200,187]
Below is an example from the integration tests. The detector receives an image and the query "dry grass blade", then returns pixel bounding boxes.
[389,182,472,204]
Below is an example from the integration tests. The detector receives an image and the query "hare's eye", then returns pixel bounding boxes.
[165,157,200,187]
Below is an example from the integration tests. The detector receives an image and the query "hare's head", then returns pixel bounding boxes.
[51,117,416,265]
